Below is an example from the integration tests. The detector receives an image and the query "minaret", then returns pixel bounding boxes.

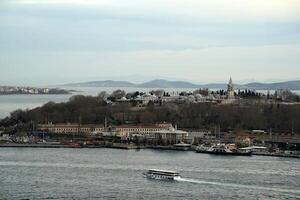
[227,77,235,99]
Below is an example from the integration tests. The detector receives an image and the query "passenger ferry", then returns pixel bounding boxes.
[196,144,252,156]
[143,169,180,180]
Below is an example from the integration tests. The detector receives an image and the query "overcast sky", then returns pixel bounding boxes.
[0,0,300,85]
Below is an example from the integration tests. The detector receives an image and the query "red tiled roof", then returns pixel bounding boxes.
[116,123,172,129]
[39,123,104,128]
[39,123,170,129]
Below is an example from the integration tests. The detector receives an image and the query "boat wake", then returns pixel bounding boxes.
[174,177,300,195]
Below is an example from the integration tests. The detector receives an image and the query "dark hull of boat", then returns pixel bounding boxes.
[143,173,179,181]
[196,150,252,156]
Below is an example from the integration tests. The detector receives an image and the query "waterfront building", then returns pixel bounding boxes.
[187,130,217,144]
[154,128,188,144]
[38,123,174,137]
[223,130,300,145]
[113,123,188,144]
[38,123,104,134]
[0,134,11,142]
[115,123,173,138]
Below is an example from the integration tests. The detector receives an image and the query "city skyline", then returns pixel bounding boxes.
[0,0,300,85]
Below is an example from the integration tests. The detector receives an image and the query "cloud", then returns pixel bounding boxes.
[13,0,104,5]
[1,2,299,53]
[1,44,299,84]
[11,0,300,23]
[0,0,299,85]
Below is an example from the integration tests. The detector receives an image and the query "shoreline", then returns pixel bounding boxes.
[1,143,299,158]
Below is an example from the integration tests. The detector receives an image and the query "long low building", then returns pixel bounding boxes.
[38,123,104,134]
[37,122,188,144]
[38,122,173,136]
[115,123,173,137]
[223,130,300,144]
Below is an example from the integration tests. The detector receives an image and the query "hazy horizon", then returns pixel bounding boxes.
[1,75,300,88]
[1,0,300,86]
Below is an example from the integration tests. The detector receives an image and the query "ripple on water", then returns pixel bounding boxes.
[0,148,299,200]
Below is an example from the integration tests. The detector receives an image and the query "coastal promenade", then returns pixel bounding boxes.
[252,152,300,158]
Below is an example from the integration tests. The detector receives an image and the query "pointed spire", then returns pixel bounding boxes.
[229,77,233,85]
[227,77,234,99]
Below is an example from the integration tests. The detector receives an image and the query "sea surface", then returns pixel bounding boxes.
[0,148,299,200]
[0,87,299,119]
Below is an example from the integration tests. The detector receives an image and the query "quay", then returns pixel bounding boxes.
[1,143,299,158]
[252,152,300,158]
[0,143,71,148]
[0,143,143,150]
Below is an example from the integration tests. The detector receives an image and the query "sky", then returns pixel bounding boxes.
[0,0,300,86]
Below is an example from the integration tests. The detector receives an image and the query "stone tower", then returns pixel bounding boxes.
[227,77,235,99]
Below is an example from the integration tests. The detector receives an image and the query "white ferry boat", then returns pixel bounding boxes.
[143,169,180,180]
[196,144,252,156]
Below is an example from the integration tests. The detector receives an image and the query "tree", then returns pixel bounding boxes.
[98,91,109,100]
[109,90,126,101]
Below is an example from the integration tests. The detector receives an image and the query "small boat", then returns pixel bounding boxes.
[173,143,192,151]
[196,144,252,156]
[143,169,180,180]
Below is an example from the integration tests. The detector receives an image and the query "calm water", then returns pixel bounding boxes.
[0,148,299,200]
[0,87,300,118]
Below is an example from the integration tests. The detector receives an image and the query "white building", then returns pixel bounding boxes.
[115,123,173,138]
[227,77,235,99]
[38,123,104,134]
[135,94,158,105]
[154,128,188,144]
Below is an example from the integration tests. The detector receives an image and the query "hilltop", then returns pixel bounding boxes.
[62,79,300,90]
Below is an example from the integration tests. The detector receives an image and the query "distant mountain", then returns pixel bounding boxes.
[63,80,135,87]
[138,79,200,88]
[62,80,300,90]
[63,79,200,88]
[200,83,228,89]
[243,80,300,90]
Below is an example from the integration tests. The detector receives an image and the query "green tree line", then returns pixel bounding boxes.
[1,95,300,133]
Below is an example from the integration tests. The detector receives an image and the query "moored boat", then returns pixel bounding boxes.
[196,144,252,156]
[173,143,192,151]
[143,169,180,180]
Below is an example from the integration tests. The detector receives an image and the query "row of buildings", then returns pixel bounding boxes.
[116,93,221,105]
[2,122,299,146]
[38,122,188,144]
[114,78,236,106]
[0,86,69,95]
[37,122,300,145]
[113,78,300,106]
[223,130,300,145]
